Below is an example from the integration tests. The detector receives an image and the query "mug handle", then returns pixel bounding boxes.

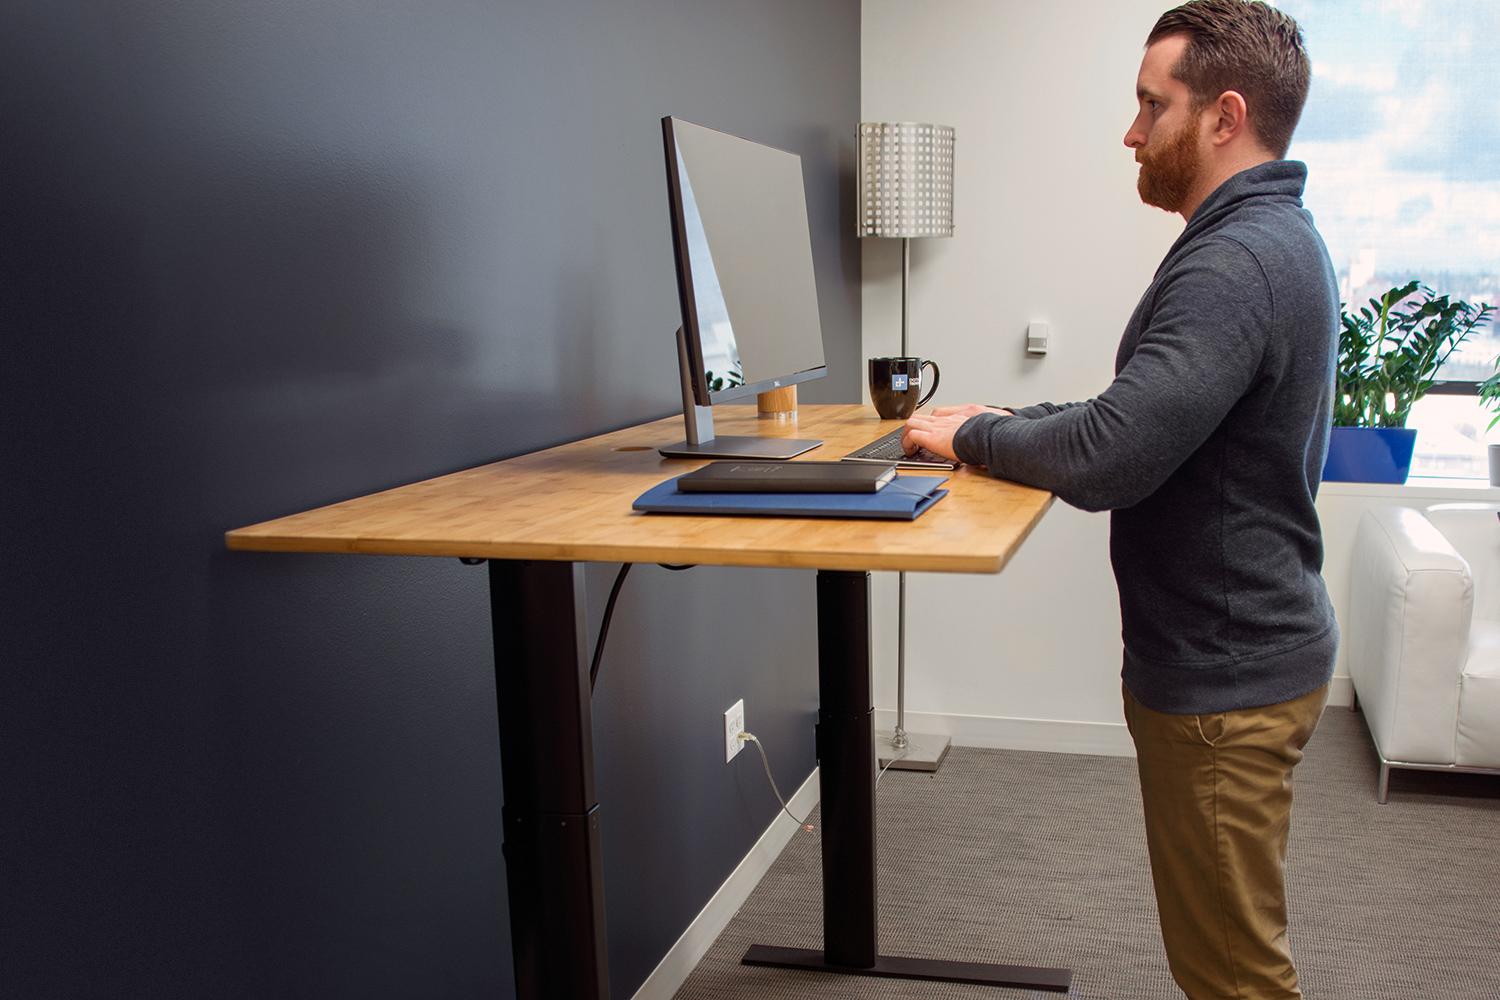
[917,360,940,408]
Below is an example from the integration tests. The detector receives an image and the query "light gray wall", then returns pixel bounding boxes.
[860,0,1396,744]
[0,2,858,997]
[860,0,1181,743]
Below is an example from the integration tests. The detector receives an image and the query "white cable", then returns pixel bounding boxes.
[737,732,814,833]
[877,746,910,787]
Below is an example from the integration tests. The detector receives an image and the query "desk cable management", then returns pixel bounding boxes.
[585,560,930,833]
[592,561,815,834]
[467,556,917,836]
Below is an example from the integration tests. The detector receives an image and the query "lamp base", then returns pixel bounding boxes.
[877,729,950,772]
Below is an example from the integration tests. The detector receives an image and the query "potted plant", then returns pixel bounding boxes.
[1475,345,1500,485]
[1326,281,1493,483]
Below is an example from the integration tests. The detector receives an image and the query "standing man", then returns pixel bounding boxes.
[903,3,1336,998]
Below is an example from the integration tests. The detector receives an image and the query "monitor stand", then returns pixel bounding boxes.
[658,327,823,460]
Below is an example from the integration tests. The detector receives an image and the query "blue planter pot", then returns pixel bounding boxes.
[1322,426,1418,483]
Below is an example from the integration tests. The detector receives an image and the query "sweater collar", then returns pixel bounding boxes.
[1180,160,1307,239]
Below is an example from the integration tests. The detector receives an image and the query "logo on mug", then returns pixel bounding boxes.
[892,374,908,391]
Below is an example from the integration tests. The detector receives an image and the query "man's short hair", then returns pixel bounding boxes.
[1147,0,1311,158]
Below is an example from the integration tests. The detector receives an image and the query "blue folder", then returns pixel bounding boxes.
[633,475,949,521]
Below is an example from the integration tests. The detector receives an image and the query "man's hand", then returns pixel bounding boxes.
[902,404,1010,462]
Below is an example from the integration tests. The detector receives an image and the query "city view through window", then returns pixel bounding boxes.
[1282,0,1500,479]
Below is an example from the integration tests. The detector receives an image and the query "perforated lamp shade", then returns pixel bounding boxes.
[858,122,955,238]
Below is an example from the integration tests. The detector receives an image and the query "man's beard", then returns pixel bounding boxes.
[1136,114,1202,213]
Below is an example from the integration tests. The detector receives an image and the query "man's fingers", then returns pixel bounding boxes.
[900,424,934,455]
[901,418,931,444]
[926,403,999,418]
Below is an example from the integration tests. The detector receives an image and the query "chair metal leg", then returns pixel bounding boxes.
[1377,760,1390,804]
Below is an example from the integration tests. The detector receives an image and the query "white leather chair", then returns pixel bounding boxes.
[1348,504,1500,801]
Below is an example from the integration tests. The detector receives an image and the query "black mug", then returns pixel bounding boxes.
[869,357,940,420]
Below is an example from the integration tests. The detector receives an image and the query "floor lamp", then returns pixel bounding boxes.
[858,121,955,771]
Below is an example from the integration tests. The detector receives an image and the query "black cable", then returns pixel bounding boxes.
[589,562,699,693]
[590,563,633,692]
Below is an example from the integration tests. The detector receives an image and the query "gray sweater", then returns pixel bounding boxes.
[954,160,1339,715]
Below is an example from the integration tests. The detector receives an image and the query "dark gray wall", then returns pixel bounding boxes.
[0,1,859,997]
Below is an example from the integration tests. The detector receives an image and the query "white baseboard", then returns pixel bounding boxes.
[629,767,820,1000]
[878,708,1136,757]
[878,677,1355,759]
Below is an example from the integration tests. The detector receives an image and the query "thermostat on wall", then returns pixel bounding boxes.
[1027,322,1050,355]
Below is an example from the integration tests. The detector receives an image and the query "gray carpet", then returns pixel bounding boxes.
[672,708,1500,999]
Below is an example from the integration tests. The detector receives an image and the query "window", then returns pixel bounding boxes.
[1282,0,1500,480]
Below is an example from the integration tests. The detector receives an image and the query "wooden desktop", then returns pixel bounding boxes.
[226,404,1065,998]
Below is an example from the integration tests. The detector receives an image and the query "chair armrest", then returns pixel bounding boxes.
[1348,507,1468,765]
[1424,504,1500,619]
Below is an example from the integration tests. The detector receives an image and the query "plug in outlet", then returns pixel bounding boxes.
[724,699,745,763]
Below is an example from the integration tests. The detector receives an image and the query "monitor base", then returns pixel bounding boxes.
[658,436,822,460]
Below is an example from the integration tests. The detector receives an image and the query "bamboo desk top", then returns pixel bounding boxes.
[225,404,1054,575]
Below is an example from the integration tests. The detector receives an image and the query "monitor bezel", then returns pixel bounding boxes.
[661,116,828,407]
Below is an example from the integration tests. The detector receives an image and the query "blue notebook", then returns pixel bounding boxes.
[633,475,949,521]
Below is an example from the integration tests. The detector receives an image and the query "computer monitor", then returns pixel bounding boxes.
[658,117,826,459]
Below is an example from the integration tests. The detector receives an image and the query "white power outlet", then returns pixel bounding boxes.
[724,699,745,763]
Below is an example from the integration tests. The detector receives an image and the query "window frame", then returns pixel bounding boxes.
[1424,380,1481,397]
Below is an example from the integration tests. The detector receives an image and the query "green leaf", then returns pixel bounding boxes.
[1336,283,1493,428]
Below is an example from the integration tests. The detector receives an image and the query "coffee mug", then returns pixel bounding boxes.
[869,357,940,420]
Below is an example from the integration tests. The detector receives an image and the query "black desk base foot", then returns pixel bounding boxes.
[742,944,1072,992]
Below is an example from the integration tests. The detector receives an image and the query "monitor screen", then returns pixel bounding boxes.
[663,117,826,406]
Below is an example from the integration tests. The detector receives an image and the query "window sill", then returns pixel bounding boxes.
[1320,477,1500,500]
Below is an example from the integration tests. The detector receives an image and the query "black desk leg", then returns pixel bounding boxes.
[742,569,1072,993]
[814,569,880,966]
[489,560,610,1000]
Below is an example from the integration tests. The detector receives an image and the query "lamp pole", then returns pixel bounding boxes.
[858,122,955,772]
[902,236,911,356]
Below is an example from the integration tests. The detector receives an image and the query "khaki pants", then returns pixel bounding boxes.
[1123,683,1328,1000]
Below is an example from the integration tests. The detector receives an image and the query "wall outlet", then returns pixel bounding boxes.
[724,699,745,763]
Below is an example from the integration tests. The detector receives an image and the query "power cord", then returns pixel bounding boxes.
[588,564,633,690]
[589,572,811,837]
[531,561,906,804]
[877,746,910,787]
[737,732,814,834]
[589,562,696,692]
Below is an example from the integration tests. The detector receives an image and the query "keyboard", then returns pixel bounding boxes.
[842,428,959,471]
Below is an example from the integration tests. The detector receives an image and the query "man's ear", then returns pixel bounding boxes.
[1209,90,1248,146]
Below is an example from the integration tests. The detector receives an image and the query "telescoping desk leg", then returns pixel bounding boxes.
[742,569,1071,992]
[489,560,610,1000]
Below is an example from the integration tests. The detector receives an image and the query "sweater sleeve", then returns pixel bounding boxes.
[1004,401,1088,420]
[953,238,1273,512]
